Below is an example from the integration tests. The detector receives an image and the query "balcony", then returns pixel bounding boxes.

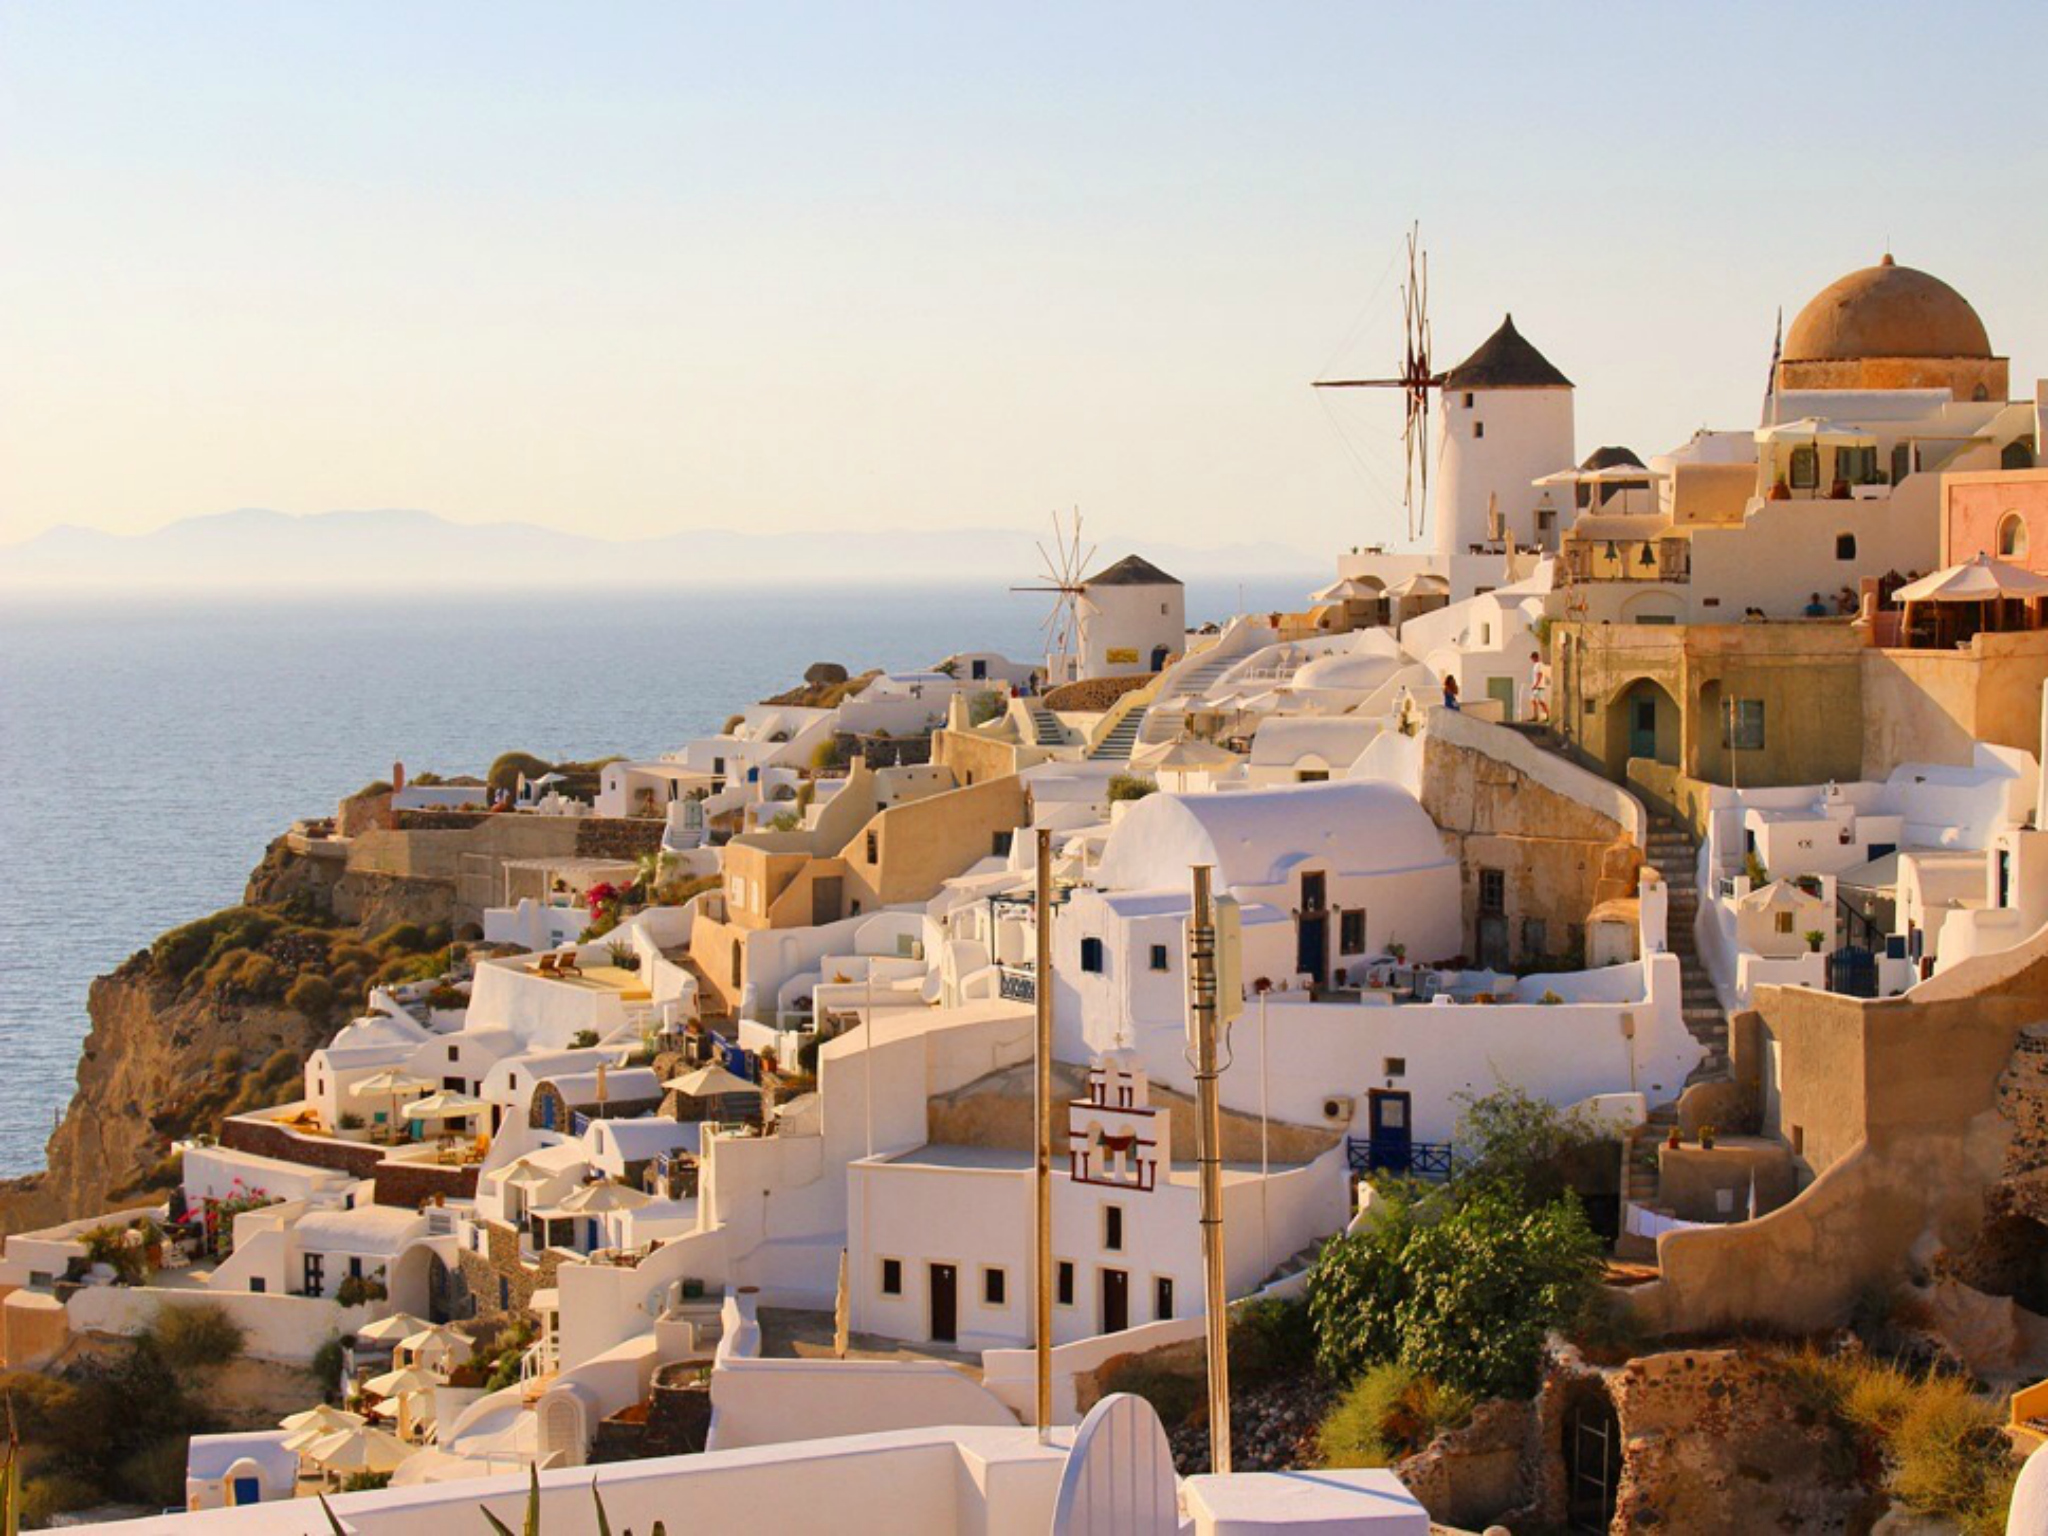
[997,965,1036,1003]
[1562,537,1690,584]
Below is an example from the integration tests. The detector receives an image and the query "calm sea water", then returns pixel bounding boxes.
[0,577,1307,1177]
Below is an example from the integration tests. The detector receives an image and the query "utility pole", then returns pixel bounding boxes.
[1187,863,1232,1474]
[1033,826,1055,1443]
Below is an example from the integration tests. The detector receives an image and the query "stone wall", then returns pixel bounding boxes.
[1522,1346,1868,1535]
[217,1119,478,1207]
[1418,730,1640,969]
[573,817,668,862]
[456,1217,559,1321]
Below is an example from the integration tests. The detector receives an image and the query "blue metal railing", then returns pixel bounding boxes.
[1346,1137,1455,1181]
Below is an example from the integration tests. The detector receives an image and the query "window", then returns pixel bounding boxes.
[1462,391,1474,408]
[881,1258,903,1296]
[1537,507,1556,533]
[1724,698,1766,751]
[448,1045,460,1062]
[982,1267,1007,1307]
[499,1277,510,1310]
[1523,917,1548,954]
[1056,1260,1076,1306]
[1836,444,1879,485]
[1296,768,1329,783]
[1473,421,1485,439]
[1340,910,1366,954]
[1154,1276,1175,1321]
[866,830,879,863]
[1300,871,1327,914]
[1836,533,1857,561]
[1383,1056,1407,1078]
[1789,445,1820,490]
[1080,937,1105,974]
[992,830,1014,857]
[1149,943,1170,972]
[1479,868,1506,915]
[507,1073,517,1090]
[1892,442,1914,485]
[1775,911,1795,935]
[2001,514,2030,561]
[1103,1205,1124,1252]
[348,1256,364,1280]
[249,1277,266,1293]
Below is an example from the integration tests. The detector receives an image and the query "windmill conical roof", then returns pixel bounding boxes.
[1441,314,1572,390]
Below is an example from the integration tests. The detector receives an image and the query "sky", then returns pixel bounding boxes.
[5,2,2047,558]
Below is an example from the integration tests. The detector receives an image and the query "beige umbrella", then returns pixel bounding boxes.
[403,1089,483,1120]
[280,1403,365,1435]
[354,1311,429,1345]
[350,1068,433,1137]
[663,1063,759,1099]
[558,1180,651,1214]
[303,1425,410,1476]
[362,1364,438,1399]
[1894,552,2048,603]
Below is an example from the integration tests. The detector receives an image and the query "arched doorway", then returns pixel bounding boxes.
[1605,677,1679,778]
[387,1241,443,1323]
[537,1389,589,1468]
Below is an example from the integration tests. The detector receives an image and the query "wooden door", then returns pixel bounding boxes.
[1368,1089,1413,1173]
[929,1263,958,1343]
[1101,1267,1130,1334]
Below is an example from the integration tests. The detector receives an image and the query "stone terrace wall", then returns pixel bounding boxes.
[218,1119,478,1208]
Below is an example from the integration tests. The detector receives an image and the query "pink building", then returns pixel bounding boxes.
[1943,467,2048,572]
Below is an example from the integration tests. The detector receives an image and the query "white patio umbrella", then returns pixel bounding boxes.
[362,1364,438,1400]
[558,1180,652,1214]
[1893,551,2048,603]
[402,1089,484,1123]
[662,1063,758,1099]
[1754,417,1876,447]
[1311,576,1383,603]
[354,1311,429,1346]
[302,1425,411,1477]
[280,1403,365,1435]
[350,1068,433,1136]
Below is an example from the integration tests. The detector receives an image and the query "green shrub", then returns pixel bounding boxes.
[371,921,431,954]
[487,751,554,798]
[336,1274,389,1308]
[151,907,281,981]
[144,1301,246,1371]
[310,1334,351,1398]
[287,972,336,1018]
[967,690,1006,726]
[1452,1084,1615,1209]
[117,1434,191,1506]
[343,1470,394,1491]
[22,1471,101,1525]
[1230,1296,1316,1384]
[1107,773,1157,803]
[1097,1358,1203,1429]
[1891,1378,2015,1532]
[1307,1183,1601,1400]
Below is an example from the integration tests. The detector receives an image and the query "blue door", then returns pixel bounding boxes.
[585,1219,600,1251]
[540,1095,556,1130]
[1368,1090,1412,1172]
[231,1477,260,1505]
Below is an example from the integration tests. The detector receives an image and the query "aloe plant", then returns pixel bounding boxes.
[479,1470,665,1536]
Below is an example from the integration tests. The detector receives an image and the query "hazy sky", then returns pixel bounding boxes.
[5,3,2046,555]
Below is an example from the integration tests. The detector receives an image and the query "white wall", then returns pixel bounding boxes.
[67,1286,374,1363]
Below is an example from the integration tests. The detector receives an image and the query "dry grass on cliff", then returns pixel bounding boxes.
[1778,1346,2018,1533]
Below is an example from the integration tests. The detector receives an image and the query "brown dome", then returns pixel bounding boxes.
[1785,255,1991,362]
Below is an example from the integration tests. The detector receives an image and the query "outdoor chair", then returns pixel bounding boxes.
[534,954,560,977]
[555,952,583,977]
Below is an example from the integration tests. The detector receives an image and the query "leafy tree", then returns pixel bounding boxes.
[1306,1185,1423,1384]
[1389,1188,1603,1398]
[967,690,1006,727]
[1107,773,1157,803]
[1451,1083,1614,1209]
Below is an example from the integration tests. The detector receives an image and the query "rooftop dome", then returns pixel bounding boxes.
[1784,255,1991,362]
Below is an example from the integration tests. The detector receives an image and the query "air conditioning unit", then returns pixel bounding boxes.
[1320,1094,1355,1128]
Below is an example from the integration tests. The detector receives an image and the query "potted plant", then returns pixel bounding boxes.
[1699,1123,1717,1151]
[1769,477,1791,501]
[1804,930,1826,953]
[1386,941,1407,963]
[1665,1126,1682,1150]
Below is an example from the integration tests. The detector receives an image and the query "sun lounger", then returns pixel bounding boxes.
[534,954,560,977]
[555,952,583,977]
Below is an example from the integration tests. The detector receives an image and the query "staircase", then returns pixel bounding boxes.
[1645,817,1731,1082]
[1088,707,1148,762]
[1140,652,1242,744]
[1028,706,1066,747]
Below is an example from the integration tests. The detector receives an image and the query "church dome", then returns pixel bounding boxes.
[1784,255,1991,362]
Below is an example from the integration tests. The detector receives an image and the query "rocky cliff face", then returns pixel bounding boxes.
[0,832,441,1238]
[0,969,325,1237]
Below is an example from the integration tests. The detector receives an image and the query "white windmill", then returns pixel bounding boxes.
[1012,509,1096,688]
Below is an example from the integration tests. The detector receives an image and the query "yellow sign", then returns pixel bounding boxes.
[1106,648,1140,664]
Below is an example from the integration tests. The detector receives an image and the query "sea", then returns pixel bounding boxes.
[0,577,1312,1177]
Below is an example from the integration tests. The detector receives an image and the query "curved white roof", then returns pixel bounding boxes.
[1096,781,1449,892]
[296,1204,426,1256]
[1290,651,1406,695]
